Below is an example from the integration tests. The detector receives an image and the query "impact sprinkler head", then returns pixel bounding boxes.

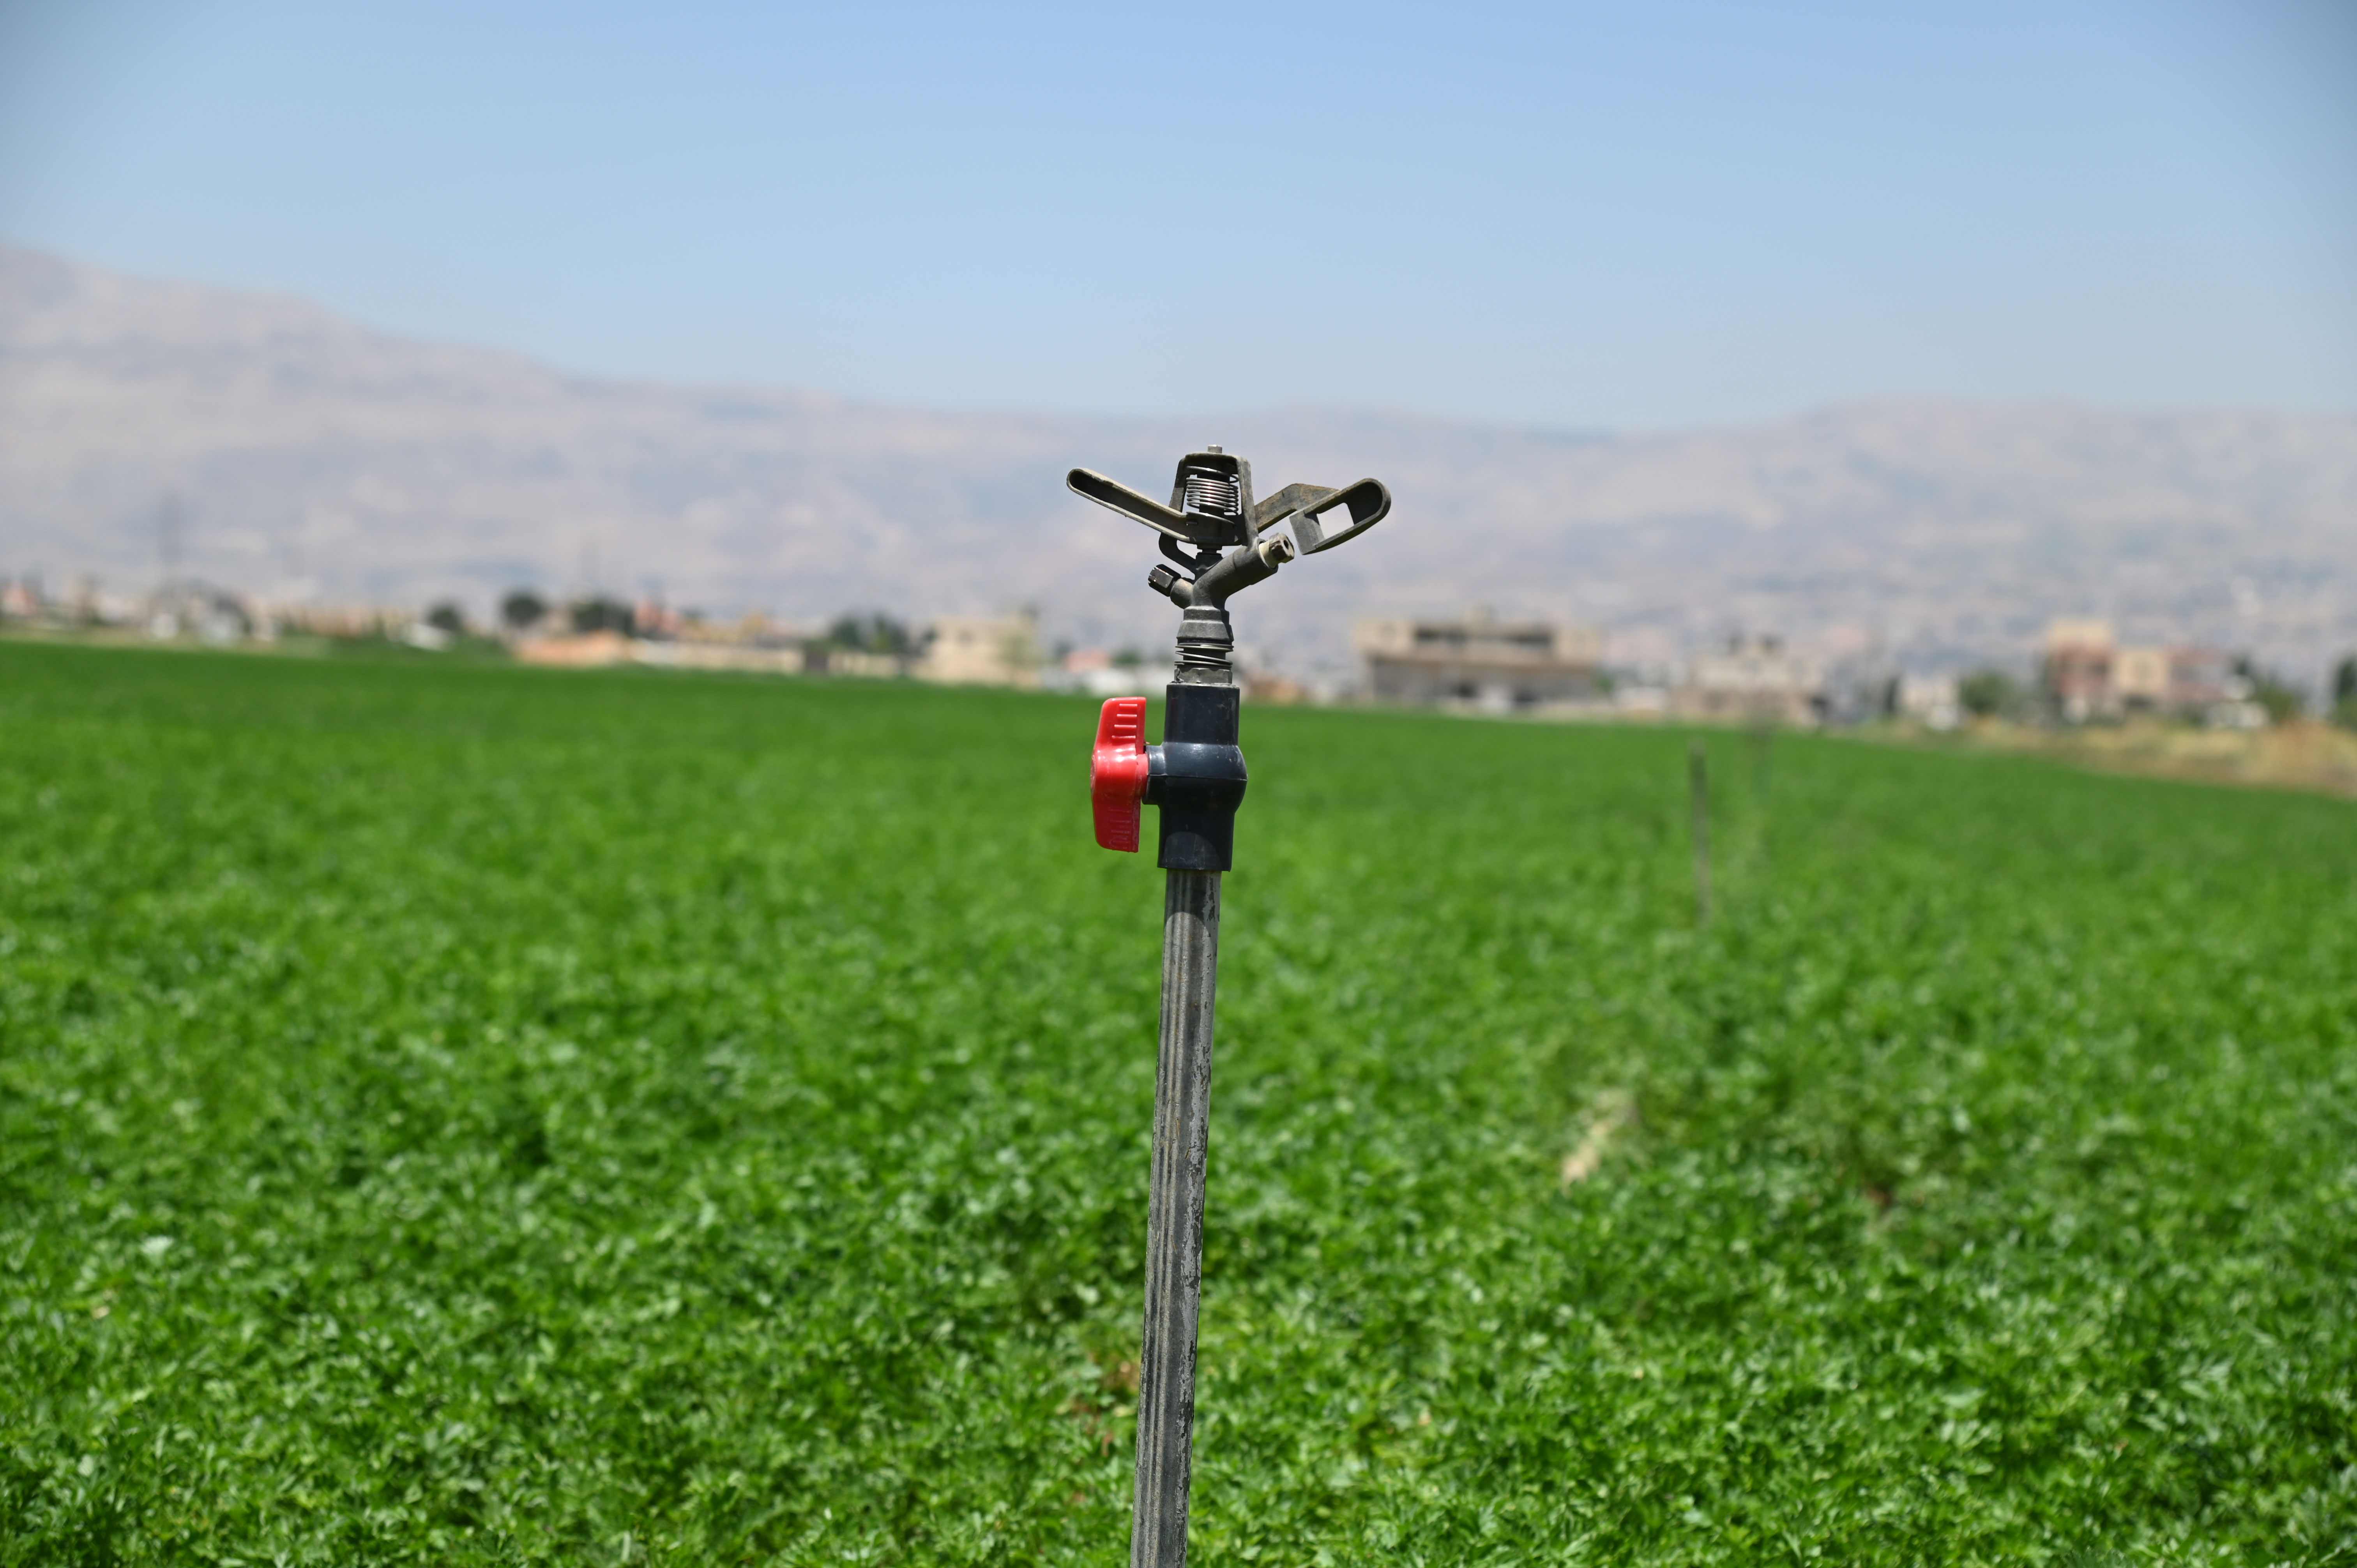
[1066,447,1392,686]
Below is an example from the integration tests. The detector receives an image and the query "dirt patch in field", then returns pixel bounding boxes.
[1908,719,2357,800]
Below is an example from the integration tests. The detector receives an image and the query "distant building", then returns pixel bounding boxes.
[516,630,635,667]
[631,597,685,641]
[2134,646,2235,714]
[145,581,253,646]
[516,627,807,673]
[278,603,400,641]
[1047,648,1157,698]
[2042,619,2116,722]
[1354,611,1604,710]
[675,612,805,651]
[917,612,1042,688]
[824,649,912,678]
[2111,642,2168,709]
[1672,634,1823,725]
[665,612,811,671]
[1898,673,1961,731]
[635,641,803,675]
[2042,619,2236,721]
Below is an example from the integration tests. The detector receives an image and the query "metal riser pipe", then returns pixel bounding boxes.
[1129,868,1221,1568]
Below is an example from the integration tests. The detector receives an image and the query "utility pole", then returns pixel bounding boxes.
[1072,449,1391,1568]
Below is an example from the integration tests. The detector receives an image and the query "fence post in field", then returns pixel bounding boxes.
[1071,449,1392,1568]
[1690,739,1713,927]
[1749,716,1775,807]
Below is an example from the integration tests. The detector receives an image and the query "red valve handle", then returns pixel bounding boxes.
[1090,696,1150,852]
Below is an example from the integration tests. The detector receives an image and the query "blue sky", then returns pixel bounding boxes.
[2,0,2350,427]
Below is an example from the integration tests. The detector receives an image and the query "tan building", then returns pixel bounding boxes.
[1355,611,1604,710]
[515,630,636,667]
[676,612,807,651]
[2042,618,2115,721]
[917,613,1043,688]
[2112,643,2168,707]
[2044,619,2234,720]
[1672,634,1823,725]
[518,630,806,675]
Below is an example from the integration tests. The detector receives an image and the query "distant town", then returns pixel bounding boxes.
[7,570,2353,738]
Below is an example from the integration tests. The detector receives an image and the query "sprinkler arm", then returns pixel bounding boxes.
[1068,463,1391,611]
[1067,468,1200,542]
[1249,477,1391,554]
[1067,466,1390,558]
[1069,464,1254,549]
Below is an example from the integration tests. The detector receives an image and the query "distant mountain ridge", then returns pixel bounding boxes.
[4,242,2354,679]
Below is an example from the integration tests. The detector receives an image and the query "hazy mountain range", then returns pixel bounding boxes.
[5,242,2354,682]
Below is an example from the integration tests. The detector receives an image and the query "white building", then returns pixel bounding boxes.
[1898,673,1961,730]
[1672,635,1823,725]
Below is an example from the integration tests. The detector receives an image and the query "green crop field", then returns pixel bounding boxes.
[2,641,2352,1566]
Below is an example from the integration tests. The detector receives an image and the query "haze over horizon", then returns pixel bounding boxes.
[2,0,2352,430]
[8,242,2357,691]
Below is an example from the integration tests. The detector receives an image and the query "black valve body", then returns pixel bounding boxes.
[1145,683,1246,871]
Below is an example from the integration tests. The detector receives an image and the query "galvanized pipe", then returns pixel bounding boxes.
[1129,867,1222,1568]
